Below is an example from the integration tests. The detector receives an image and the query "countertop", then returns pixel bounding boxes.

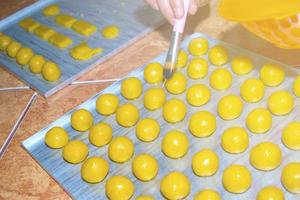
[0,1,299,199]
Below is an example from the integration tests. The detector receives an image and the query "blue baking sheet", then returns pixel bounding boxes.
[0,0,164,97]
[23,33,300,199]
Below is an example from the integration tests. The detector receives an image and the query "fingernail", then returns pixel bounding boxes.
[175,8,183,18]
[189,4,197,15]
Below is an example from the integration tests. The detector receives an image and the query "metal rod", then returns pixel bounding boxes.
[0,92,37,160]
[70,78,121,86]
[0,86,30,92]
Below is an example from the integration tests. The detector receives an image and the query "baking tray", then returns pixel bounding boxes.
[0,0,164,97]
[23,33,300,199]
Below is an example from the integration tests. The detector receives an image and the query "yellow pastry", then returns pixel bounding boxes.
[105,175,135,200]
[33,25,56,40]
[96,93,119,115]
[136,118,160,142]
[72,20,97,36]
[165,72,187,94]
[162,98,186,123]
[192,149,219,177]
[136,195,155,200]
[19,18,40,32]
[62,140,89,164]
[293,76,300,97]
[16,47,34,65]
[143,88,166,110]
[267,90,294,115]
[187,57,208,79]
[176,49,188,68]
[208,45,228,66]
[81,157,109,183]
[108,136,134,163]
[260,63,285,87]
[246,108,272,134]
[217,95,243,120]
[29,55,45,74]
[6,41,22,58]
[282,121,300,150]
[132,153,158,181]
[116,103,139,127]
[194,189,221,200]
[162,130,189,159]
[121,77,142,100]
[43,4,60,16]
[231,56,254,75]
[210,68,232,90]
[48,32,73,49]
[189,111,216,138]
[41,61,61,81]
[143,62,163,84]
[102,25,119,39]
[221,127,249,154]
[256,186,285,200]
[55,14,77,28]
[186,84,211,106]
[70,42,102,60]
[188,37,209,56]
[240,78,265,103]
[45,126,69,149]
[89,122,112,147]
[281,162,300,194]
[0,35,12,51]
[71,109,93,132]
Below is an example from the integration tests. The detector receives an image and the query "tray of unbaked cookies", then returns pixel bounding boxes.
[22,33,300,199]
[0,0,164,97]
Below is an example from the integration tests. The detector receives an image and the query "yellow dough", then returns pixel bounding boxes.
[260,63,285,87]
[43,4,60,16]
[250,142,282,171]
[186,84,211,106]
[16,47,34,65]
[192,149,219,177]
[72,20,97,36]
[33,25,56,40]
[136,118,160,142]
[132,153,158,181]
[121,77,142,100]
[267,90,294,116]
[281,162,300,194]
[102,25,119,39]
[188,37,209,56]
[240,78,265,103]
[116,103,139,127]
[256,186,285,200]
[143,62,164,84]
[105,175,135,200]
[221,127,249,154]
[231,56,254,75]
[96,93,119,115]
[19,18,40,32]
[222,165,252,194]
[0,35,12,51]
[108,136,134,163]
[136,195,155,200]
[217,95,243,120]
[246,108,272,134]
[293,76,300,97]
[194,189,221,200]
[282,121,300,150]
[45,126,69,149]
[163,98,186,123]
[42,61,61,81]
[71,109,93,132]
[160,171,190,200]
[29,55,45,73]
[143,88,166,110]
[6,41,22,58]
[81,157,109,183]
[210,68,232,90]
[189,111,216,138]
[162,130,189,159]
[187,57,208,79]
[62,140,89,164]
[176,49,188,68]
[208,45,228,66]
[48,32,73,49]
[89,122,112,147]
[165,72,187,94]
[70,42,102,60]
[55,14,77,28]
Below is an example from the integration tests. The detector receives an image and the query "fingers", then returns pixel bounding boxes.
[189,0,199,15]
[145,0,159,10]
[157,0,176,25]
[170,0,184,19]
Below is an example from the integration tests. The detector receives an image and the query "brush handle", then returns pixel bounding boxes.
[173,0,190,33]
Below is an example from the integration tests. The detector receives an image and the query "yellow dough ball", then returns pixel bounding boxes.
[106,175,135,200]
[176,49,188,68]
[240,78,265,103]
[136,118,160,142]
[29,55,45,74]
[89,122,112,147]
[189,111,216,138]
[121,77,142,100]
[108,136,134,163]
[208,45,228,66]
[260,63,285,87]
[221,127,249,154]
[231,56,254,75]
[42,61,61,81]
[71,109,93,132]
[81,157,109,183]
[143,88,166,110]
[250,142,282,171]
[256,186,285,200]
[96,93,119,115]
[188,37,209,56]
[194,189,221,200]
[210,68,232,90]
[16,47,34,65]
[222,165,252,194]
[143,62,164,84]
[45,126,69,149]
[186,84,211,106]
[116,103,139,127]
[217,95,243,120]
[6,40,21,58]
[293,76,300,97]
[136,195,155,200]
[43,4,60,16]
[192,149,219,177]
[162,130,189,159]
[281,162,300,194]
[132,153,158,181]
[63,140,89,164]
[267,90,294,116]
[282,121,300,150]
[187,57,208,79]
[102,25,119,39]
[162,98,186,123]
[160,171,190,200]
[0,35,12,51]
[246,108,272,134]
[165,72,187,94]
